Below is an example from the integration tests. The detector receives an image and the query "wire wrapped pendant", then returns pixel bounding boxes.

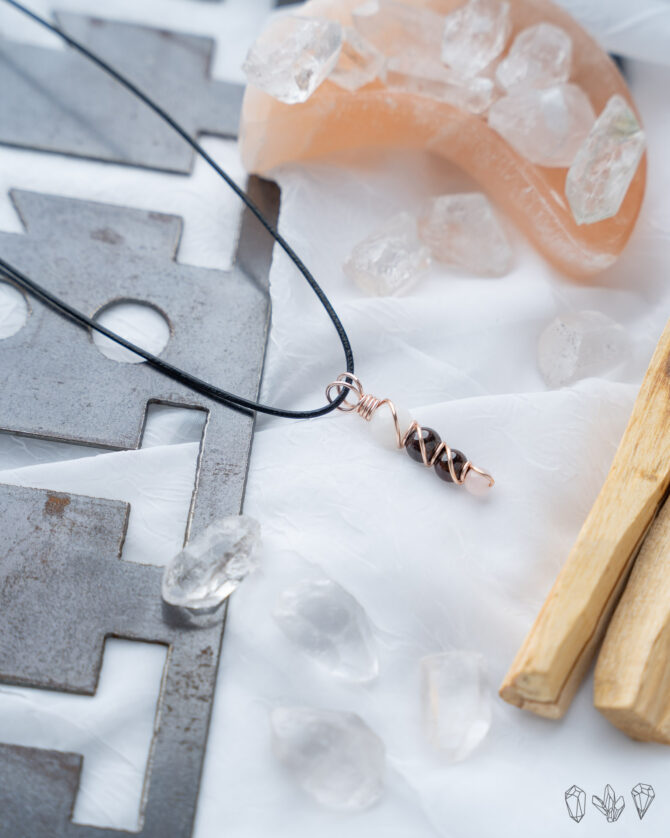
[326,373,494,496]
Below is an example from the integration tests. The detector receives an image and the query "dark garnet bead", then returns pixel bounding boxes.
[434,448,467,483]
[404,427,441,463]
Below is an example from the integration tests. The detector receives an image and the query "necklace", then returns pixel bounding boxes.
[0,0,494,494]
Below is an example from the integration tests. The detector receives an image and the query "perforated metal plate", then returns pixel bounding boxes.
[0,176,279,837]
[0,12,244,172]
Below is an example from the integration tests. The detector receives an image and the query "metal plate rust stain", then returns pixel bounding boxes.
[44,494,71,517]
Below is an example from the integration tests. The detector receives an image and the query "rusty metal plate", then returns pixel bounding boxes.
[0,184,276,525]
[0,12,244,172]
[0,484,223,838]
[0,175,279,837]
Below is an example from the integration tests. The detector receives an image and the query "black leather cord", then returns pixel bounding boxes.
[0,0,354,419]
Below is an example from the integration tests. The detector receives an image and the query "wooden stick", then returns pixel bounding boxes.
[499,319,670,718]
[594,494,670,741]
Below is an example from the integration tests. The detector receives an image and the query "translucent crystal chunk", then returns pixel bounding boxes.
[565,785,586,823]
[592,784,625,822]
[242,15,342,105]
[271,707,385,811]
[418,193,512,276]
[343,212,431,296]
[488,84,595,167]
[421,651,492,761]
[352,0,443,56]
[496,23,572,92]
[537,310,630,388]
[441,0,511,79]
[161,515,260,610]
[273,579,379,682]
[566,94,646,225]
[329,27,385,92]
[631,783,655,820]
[386,52,497,114]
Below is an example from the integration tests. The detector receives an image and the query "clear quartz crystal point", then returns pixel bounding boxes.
[329,27,385,92]
[242,15,342,104]
[565,785,586,823]
[273,579,379,682]
[161,515,261,610]
[343,212,431,296]
[488,83,595,168]
[631,783,655,820]
[537,310,630,388]
[441,0,511,79]
[566,94,646,225]
[496,23,572,92]
[386,52,497,114]
[352,0,443,56]
[421,651,492,761]
[270,707,386,811]
[418,193,512,276]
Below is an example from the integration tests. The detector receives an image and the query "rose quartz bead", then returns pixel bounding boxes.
[464,469,493,497]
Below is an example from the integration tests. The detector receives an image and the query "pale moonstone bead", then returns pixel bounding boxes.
[367,403,412,450]
[464,469,493,497]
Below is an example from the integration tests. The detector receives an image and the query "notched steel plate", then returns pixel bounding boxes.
[0,484,224,838]
[0,12,244,172]
[0,178,279,838]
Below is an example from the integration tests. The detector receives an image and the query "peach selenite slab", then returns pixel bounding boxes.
[239,0,646,279]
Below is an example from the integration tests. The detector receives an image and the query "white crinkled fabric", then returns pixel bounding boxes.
[556,0,670,68]
[0,1,669,836]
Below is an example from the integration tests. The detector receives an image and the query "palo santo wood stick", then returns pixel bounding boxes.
[594,495,670,742]
[500,319,670,718]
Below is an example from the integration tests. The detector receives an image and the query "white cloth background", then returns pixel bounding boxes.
[0,1,669,836]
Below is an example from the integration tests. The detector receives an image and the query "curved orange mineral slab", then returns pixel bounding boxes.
[240,0,646,279]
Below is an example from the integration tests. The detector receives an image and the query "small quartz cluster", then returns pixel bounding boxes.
[243,1,645,228]
[269,575,493,807]
[485,17,645,223]
[270,577,385,810]
[344,192,511,297]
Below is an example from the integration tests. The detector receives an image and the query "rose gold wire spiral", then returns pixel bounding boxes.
[325,374,494,488]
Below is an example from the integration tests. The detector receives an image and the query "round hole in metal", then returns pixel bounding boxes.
[0,281,29,339]
[92,299,170,364]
